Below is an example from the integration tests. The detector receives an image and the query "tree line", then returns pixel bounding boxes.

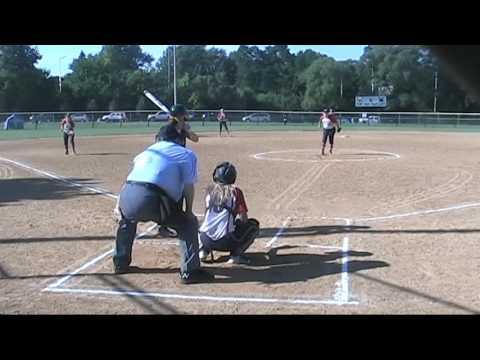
[1,45,479,114]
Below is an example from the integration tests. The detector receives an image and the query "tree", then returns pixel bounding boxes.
[135,95,149,111]
[0,45,56,112]
[2,44,474,114]
[301,56,346,110]
[358,45,436,111]
[87,99,98,111]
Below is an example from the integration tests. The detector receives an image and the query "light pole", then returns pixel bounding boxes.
[173,45,177,105]
[167,47,170,89]
[433,71,438,112]
[371,64,375,95]
[59,56,66,93]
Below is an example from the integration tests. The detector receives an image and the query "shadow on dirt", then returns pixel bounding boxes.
[204,245,388,285]
[0,177,103,206]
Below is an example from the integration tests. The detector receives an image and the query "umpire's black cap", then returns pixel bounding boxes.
[157,124,180,143]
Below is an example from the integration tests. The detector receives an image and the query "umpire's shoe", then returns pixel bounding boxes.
[114,265,131,274]
[180,269,214,284]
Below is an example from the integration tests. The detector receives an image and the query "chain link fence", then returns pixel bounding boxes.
[2,110,480,130]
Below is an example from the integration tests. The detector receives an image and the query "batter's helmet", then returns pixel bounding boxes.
[170,104,187,117]
[157,124,180,143]
[213,162,237,185]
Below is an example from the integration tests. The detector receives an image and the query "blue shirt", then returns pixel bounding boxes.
[127,141,198,202]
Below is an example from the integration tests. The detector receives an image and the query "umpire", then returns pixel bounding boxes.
[113,123,214,284]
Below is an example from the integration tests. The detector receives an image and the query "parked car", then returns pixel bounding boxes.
[29,113,51,123]
[242,113,271,122]
[101,112,127,122]
[71,113,89,122]
[358,115,381,124]
[147,112,170,122]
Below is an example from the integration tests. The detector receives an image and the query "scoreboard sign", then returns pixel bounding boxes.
[355,96,387,107]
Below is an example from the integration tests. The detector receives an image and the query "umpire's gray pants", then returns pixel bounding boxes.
[113,182,201,274]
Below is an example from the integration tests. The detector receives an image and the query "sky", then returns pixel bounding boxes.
[35,45,366,77]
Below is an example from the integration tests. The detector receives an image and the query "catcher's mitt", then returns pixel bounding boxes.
[248,218,260,228]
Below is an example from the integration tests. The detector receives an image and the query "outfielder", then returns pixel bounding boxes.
[198,162,260,265]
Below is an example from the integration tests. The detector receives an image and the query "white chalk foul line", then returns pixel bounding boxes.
[334,219,351,303]
[265,217,291,248]
[45,287,359,306]
[357,201,480,222]
[43,223,159,291]
[0,156,203,217]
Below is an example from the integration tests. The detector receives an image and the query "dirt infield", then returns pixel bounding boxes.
[1,130,480,314]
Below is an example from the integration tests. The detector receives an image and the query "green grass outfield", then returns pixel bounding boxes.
[2,121,480,141]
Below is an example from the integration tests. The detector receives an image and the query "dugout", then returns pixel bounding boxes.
[3,113,25,130]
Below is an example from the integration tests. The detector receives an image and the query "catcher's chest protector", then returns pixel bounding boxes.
[200,194,236,241]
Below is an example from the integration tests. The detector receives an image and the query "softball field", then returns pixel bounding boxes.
[1,129,479,314]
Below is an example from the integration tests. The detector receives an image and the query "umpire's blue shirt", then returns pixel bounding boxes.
[126,141,198,202]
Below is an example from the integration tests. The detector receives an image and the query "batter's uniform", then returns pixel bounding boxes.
[155,121,191,147]
[113,139,201,276]
[154,122,189,236]
[199,186,259,257]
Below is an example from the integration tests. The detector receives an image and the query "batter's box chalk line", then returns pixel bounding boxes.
[43,216,358,307]
[3,155,351,307]
[4,155,479,308]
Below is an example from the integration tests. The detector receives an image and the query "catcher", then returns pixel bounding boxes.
[319,108,342,156]
[198,162,260,265]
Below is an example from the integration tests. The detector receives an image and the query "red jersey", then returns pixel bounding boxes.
[199,185,249,240]
[233,187,248,215]
[329,113,338,124]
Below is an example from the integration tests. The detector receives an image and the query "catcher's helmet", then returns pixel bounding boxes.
[170,104,187,117]
[213,162,237,185]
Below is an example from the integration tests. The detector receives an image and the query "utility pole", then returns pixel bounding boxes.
[167,47,170,89]
[58,56,66,93]
[371,64,375,95]
[173,45,177,105]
